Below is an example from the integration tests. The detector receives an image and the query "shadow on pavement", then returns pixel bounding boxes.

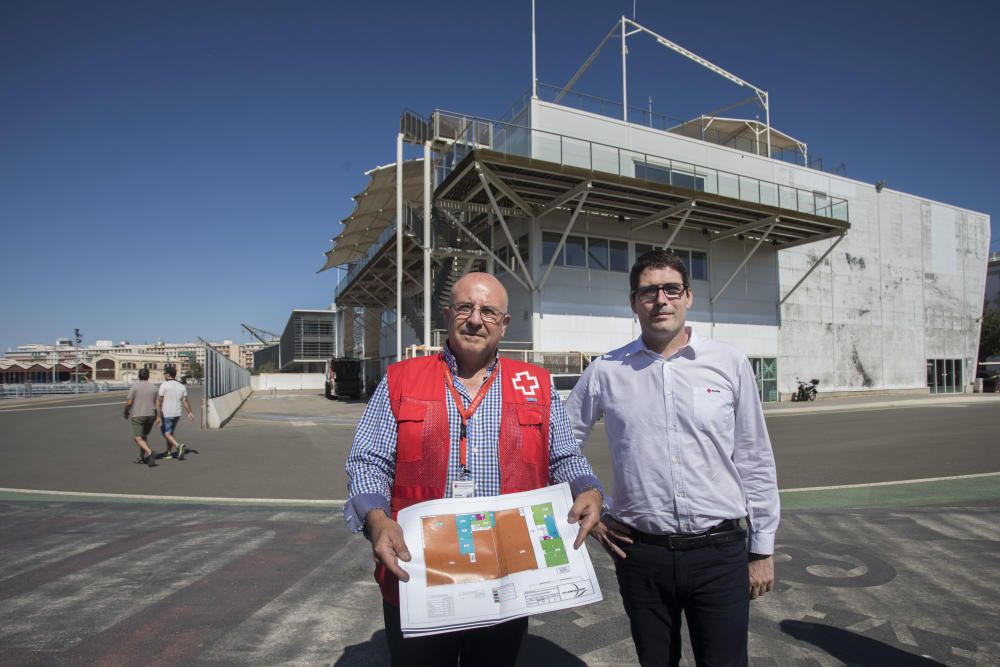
[333,630,389,666]
[781,620,947,666]
[332,629,587,667]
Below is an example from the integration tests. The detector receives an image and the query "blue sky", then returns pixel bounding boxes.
[3,0,997,352]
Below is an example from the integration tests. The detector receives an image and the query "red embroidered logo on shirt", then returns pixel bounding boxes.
[706,388,721,394]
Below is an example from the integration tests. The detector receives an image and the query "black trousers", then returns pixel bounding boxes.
[613,536,749,667]
[382,601,528,667]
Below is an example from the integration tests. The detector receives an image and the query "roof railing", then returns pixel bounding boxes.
[434,110,849,223]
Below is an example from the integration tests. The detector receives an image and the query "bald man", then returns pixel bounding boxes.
[345,273,604,666]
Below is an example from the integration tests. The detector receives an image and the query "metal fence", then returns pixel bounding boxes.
[201,338,251,400]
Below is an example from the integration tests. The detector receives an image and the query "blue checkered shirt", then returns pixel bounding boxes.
[343,344,603,533]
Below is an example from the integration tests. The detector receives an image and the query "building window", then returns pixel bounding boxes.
[542,232,564,266]
[543,232,629,273]
[564,235,586,267]
[750,358,778,403]
[634,244,709,281]
[609,240,629,272]
[927,358,963,394]
[635,162,706,192]
[587,238,609,270]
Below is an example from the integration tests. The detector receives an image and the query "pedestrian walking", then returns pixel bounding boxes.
[156,365,194,459]
[123,367,158,467]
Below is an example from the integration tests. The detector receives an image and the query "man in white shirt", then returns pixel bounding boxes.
[565,249,779,667]
[156,365,194,460]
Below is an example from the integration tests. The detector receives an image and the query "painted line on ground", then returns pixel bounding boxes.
[0,487,345,507]
[783,471,1000,493]
[3,473,998,509]
[780,472,1000,511]
[0,401,125,412]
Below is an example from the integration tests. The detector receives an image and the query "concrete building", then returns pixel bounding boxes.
[320,16,990,400]
[3,338,265,383]
[276,309,337,373]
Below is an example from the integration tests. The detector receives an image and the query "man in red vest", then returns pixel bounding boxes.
[345,272,604,666]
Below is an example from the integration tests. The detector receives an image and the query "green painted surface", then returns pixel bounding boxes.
[531,502,554,525]
[781,475,1000,510]
[541,537,568,567]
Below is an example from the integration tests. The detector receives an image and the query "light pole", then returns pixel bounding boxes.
[74,328,82,393]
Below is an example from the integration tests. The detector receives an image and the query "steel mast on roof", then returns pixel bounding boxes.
[551,16,773,158]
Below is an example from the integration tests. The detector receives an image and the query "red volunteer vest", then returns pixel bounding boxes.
[375,353,551,605]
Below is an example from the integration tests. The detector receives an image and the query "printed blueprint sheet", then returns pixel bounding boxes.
[397,483,603,637]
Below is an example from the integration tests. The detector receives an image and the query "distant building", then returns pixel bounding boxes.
[277,309,337,373]
[2,337,268,384]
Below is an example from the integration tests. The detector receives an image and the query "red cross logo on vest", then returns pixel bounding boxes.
[512,370,540,397]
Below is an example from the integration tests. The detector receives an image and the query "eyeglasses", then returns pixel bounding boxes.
[451,303,506,324]
[632,282,688,303]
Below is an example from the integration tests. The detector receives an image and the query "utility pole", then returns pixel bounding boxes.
[74,328,82,393]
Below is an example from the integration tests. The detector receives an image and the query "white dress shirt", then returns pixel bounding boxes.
[565,329,779,554]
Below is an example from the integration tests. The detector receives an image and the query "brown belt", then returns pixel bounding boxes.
[630,519,746,551]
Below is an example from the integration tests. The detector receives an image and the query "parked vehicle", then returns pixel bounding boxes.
[550,373,582,400]
[325,358,363,399]
[976,367,1000,393]
[791,377,819,402]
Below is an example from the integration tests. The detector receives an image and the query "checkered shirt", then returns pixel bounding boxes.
[343,343,602,533]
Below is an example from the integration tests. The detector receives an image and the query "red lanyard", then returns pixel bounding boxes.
[442,359,500,478]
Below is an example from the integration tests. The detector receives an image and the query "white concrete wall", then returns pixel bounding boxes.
[251,373,324,391]
[206,385,252,429]
[527,100,990,393]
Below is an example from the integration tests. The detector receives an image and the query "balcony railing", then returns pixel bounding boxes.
[434,109,849,223]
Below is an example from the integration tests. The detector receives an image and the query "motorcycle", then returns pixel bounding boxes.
[792,377,819,402]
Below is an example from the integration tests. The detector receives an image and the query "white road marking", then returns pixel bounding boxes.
[783,471,1000,493]
[0,487,346,506]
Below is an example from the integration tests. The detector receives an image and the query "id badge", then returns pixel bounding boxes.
[452,479,475,498]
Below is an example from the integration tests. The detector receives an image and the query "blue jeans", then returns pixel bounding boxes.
[160,416,180,435]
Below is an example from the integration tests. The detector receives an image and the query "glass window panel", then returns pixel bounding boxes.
[609,240,629,272]
[779,185,797,210]
[563,137,591,170]
[760,182,778,207]
[634,243,654,262]
[718,172,739,199]
[690,251,708,281]
[542,232,564,266]
[635,162,670,185]
[955,359,963,392]
[517,234,529,270]
[588,237,609,270]
[926,360,934,389]
[936,359,945,394]
[677,250,691,274]
[565,235,586,267]
[698,168,718,195]
[592,144,620,175]
[739,176,760,203]
[945,359,954,393]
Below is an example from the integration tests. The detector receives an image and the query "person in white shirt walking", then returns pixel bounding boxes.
[156,365,194,460]
[565,249,779,667]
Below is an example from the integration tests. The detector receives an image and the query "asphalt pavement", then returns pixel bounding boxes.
[1,388,999,665]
